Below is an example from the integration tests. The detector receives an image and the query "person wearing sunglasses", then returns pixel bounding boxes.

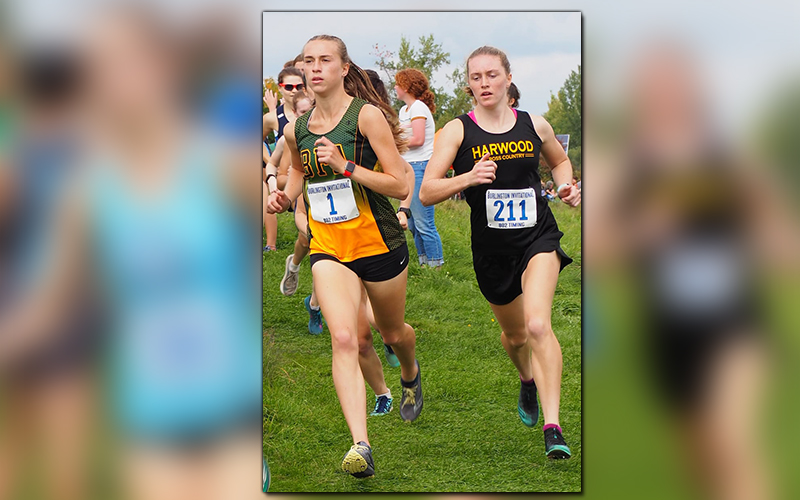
[263,66,307,142]
[262,67,307,253]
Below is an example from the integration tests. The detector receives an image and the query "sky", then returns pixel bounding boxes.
[262,11,582,116]
[10,0,798,133]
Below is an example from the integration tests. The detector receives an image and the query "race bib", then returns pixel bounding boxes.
[485,188,537,229]
[307,178,360,224]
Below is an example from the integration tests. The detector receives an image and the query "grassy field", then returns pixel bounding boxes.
[263,199,581,493]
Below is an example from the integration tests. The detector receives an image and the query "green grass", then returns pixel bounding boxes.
[263,200,581,493]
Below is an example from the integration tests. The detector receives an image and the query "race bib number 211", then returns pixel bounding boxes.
[485,188,537,229]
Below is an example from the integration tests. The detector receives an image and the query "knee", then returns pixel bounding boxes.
[504,329,528,349]
[357,330,375,356]
[297,233,309,248]
[330,328,357,353]
[378,325,405,346]
[525,316,552,341]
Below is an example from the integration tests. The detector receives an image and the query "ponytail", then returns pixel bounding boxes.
[345,62,408,154]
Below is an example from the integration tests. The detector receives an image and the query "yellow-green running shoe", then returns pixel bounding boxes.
[341,441,374,478]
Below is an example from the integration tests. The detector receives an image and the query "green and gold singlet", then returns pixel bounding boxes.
[294,97,405,262]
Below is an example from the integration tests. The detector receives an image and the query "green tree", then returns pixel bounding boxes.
[372,34,472,130]
[542,65,581,176]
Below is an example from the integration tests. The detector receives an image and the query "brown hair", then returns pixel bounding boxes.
[277,66,303,84]
[305,34,407,154]
[365,69,391,106]
[464,46,512,99]
[508,82,520,108]
[395,68,436,114]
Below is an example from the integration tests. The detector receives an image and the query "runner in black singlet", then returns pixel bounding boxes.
[420,46,580,460]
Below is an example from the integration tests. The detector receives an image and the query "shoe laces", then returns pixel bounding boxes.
[373,395,391,414]
[402,386,416,406]
[545,428,566,446]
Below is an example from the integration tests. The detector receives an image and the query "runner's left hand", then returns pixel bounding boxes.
[558,184,581,207]
[397,211,408,230]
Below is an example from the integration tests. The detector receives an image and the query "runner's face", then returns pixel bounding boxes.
[303,40,348,96]
[280,75,304,106]
[295,98,312,115]
[467,55,511,109]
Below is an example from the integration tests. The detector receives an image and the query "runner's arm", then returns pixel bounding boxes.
[317,104,408,200]
[266,124,304,214]
[534,115,580,206]
[419,119,479,206]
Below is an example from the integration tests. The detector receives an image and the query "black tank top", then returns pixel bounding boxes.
[453,110,553,255]
[276,104,289,140]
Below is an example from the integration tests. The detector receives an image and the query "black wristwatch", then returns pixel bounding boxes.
[397,207,412,218]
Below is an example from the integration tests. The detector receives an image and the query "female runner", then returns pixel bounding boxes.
[267,34,423,478]
[420,46,580,459]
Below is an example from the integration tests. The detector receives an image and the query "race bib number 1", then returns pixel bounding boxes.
[308,178,360,224]
[485,188,537,229]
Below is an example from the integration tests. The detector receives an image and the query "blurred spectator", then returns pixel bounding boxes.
[544,180,556,201]
[0,45,104,500]
[589,39,795,500]
[3,7,262,500]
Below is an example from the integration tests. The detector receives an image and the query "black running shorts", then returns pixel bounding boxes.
[473,241,572,306]
[310,243,409,282]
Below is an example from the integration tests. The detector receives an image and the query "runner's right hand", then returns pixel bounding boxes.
[469,153,497,186]
[266,189,291,214]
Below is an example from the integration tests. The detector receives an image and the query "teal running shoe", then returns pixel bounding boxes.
[518,380,539,427]
[304,295,323,335]
[262,457,270,492]
[544,426,572,459]
[383,343,400,367]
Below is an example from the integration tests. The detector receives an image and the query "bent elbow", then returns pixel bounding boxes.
[397,185,410,201]
[419,185,431,206]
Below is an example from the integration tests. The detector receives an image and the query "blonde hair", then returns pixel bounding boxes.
[305,34,407,153]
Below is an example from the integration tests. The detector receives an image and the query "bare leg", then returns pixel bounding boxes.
[687,336,771,500]
[520,251,563,426]
[292,200,310,266]
[362,268,417,383]
[312,260,368,445]
[0,381,34,500]
[264,213,277,249]
[357,287,389,396]
[489,295,534,382]
[37,370,95,500]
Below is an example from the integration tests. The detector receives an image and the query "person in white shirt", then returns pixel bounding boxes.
[395,68,444,269]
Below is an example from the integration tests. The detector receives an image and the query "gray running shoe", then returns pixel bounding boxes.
[399,360,423,422]
[279,254,299,296]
